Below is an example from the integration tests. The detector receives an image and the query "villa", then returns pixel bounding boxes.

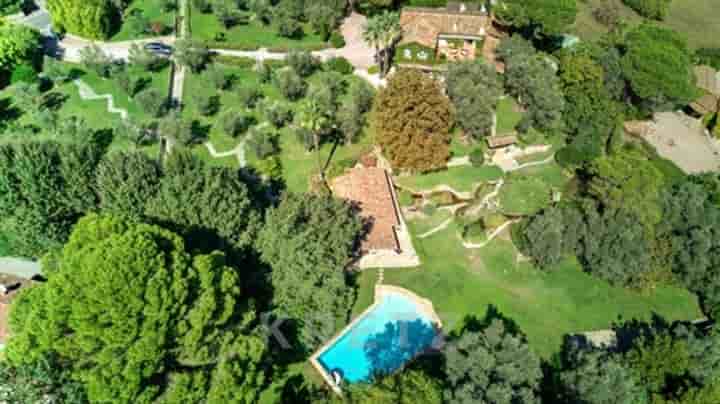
[398,2,506,69]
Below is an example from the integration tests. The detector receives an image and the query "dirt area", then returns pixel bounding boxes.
[642,112,720,174]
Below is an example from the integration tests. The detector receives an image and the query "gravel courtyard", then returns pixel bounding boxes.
[643,112,720,174]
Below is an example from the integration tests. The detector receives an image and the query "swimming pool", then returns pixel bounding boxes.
[314,287,440,385]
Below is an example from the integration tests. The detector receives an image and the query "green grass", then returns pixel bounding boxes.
[355,220,701,358]
[499,177,553,216]
[190,6,328,51]
[496,97,523,135]
[0,231,11,256]
[573,0,719,49]
[407,209,453,235]
[396,165,504,193]
[111,0,175,42]
[508,161,570,189]
[183,63,373,189]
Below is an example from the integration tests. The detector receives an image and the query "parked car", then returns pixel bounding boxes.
[144,42,173,57]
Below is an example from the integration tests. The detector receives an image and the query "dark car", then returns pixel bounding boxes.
[144,42,173,57]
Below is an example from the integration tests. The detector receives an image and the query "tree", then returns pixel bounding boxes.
[495,0,578,38]
[305,3,338,41]
[0,23,41,72]
[286,50,319,77]
[519,205,567,268]
[192,92,220,116]
[126,9,150,36]
[446,59,503,140]
[346,370,443,404]
[174,39,210,73]
[47,0,118,40]
[256,193,362,351]
[559,349,648,404]
[278,18,304,39]
[373,69,454,173]
[5,214,267,404]
[275,67,306,100]
[621,24,697,112]
[0,140,103,258]
[362,11,401,78]
[498,36,564,132]
[203,63,231,90]
[338,80,375,144]
[128,43,169,71]
[146,151,262,256]
[444,319,542,404]
[219,110,253,137]
[213,0,241,28]
[95,151,161,219]
[42,55,71,83]
[0,0,22,15]
[78,43,113,77]
[135,88,166,117]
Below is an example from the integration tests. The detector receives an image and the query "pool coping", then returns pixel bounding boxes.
[309,284,443,395]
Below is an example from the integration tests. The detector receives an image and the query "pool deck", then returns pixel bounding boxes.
[309,284,442,394]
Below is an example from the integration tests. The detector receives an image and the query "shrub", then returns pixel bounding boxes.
[367,65,380,75]
[78,44,113,77]
[330,31,346,48]
[237,85,264,108]
[262,101,293,128]
[287,50,319,77]
[621,0,671,20]
[203,64,231,90]
[695,48,720,70]
[469,148,485,167]
[278,18,303,39]
[10,63,38,84]
[324,56,354,75]
[274,68,306,100]
[47,0,117,40]
[254,155,282,179]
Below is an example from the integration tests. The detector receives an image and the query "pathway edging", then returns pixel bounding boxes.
[72,79,128,120]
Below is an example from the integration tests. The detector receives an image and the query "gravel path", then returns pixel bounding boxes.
[73,79,128,120]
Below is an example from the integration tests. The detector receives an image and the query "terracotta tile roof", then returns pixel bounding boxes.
[331,168,401,252]
[400,7,491,48]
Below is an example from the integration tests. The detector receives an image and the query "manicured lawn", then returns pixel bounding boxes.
[499,177,553,216]
[0,231,11,256]
[190,5,329,51]
[508,161,570,189]
[353,220,701,358]
[395,165,504,193]
[573,0,719,49]
[111,0,175,42]
[406,208,453,235]
[496,97,523,134]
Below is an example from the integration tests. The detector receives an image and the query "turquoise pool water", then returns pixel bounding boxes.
[317,292,439,383]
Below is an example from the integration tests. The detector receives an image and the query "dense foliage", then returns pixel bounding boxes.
[6,214,268,403]
[0,23,41,75]
[257,193,362,352]
[622,0,672,20]
[446,59,503,140]
[47,0,119,39]
[373,69,454,173]
[495,0,578,38]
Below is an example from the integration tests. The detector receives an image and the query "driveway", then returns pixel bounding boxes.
[59,35,176,62]
[643,112,720,174]
[0,257,42,279]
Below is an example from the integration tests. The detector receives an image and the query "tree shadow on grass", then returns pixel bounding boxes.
[364,319,439,380]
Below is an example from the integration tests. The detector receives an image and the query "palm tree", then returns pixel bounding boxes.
[362,11,402,78]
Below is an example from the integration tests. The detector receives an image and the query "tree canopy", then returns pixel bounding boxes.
[373,69,454,173]
[6,214,267,403]
[47,0,119,40]
[446,59,503,141]
[495,0,578,38]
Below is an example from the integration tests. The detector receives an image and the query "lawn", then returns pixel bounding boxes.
[496,97,523,134]
[111,0,176,42]
[573,0,719,49]
[395,165,504,194]
[353,219,701,358]
[189,4,329,51]
[499,177,553,216]
[0,231,11,256]
[183,62,374,191]
[406,208,453,235]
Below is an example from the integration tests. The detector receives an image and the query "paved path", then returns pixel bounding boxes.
[0,258,42,279]
[204,140,248,166]
[418,218,453,239]
[73,79,128,119]
[60,35,175,63]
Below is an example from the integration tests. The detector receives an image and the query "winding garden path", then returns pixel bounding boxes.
[204,140,249,166]
[72,79,128,120]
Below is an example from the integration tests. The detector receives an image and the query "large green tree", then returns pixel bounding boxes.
[621,24,697,112]
[444,319,542,404]
[495,0,578,38]
[345,370,443,404]
[47,0,118,40]
[0,23,41,72]
[256,193,362,351]
[446,59,503,140]
[362,11,401,78]
[5,214,267,404]
[373,69,454,173]
[95,151,162,219]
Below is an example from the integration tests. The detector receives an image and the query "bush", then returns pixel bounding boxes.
[203,64,231,90]
[47,0,117,40]
[78,44,113,77]
[469,148,485,167]
[134,88,166,117]
[330,31,346,48]
[695,48,720,70]
[274,68,306,100]
[277,18,303,39]
[367,65,380,75]
[324,57,354,75]
[287,50,319,77]
[254,155,282,179]
[237,85,264,108]
[262,101,293,128]
[621,0,671,20]
[10,63,38,84]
